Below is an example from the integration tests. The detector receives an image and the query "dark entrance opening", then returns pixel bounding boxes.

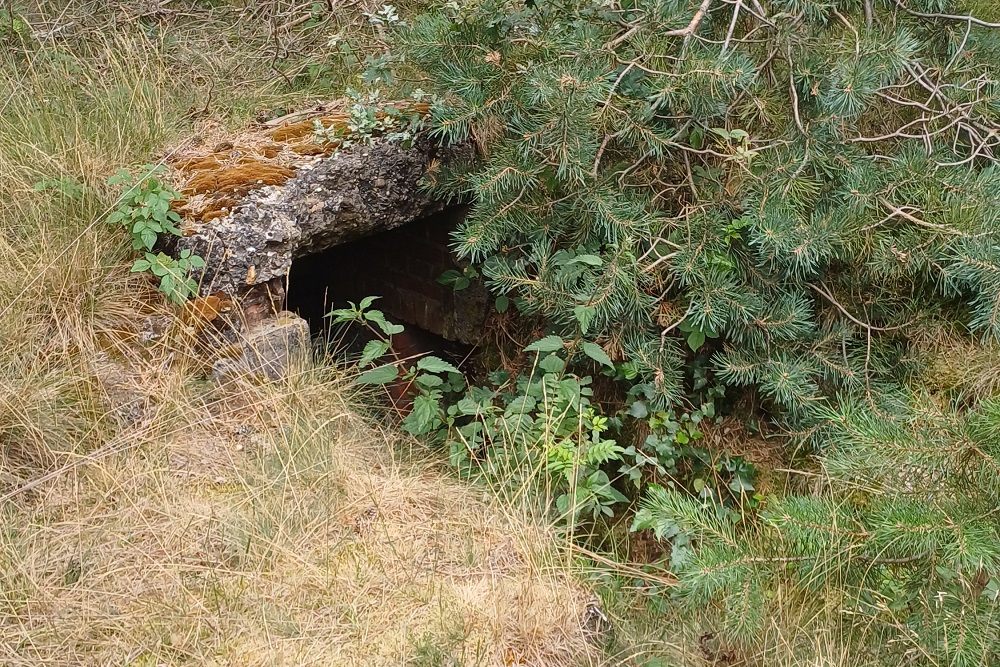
[285,207,485,357]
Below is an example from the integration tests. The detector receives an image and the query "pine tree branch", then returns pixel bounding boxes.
[894,0,1000,29]
[808,283,908,332]
[664,0,713,38]
[607,0,713,49]
[721,0,742,55]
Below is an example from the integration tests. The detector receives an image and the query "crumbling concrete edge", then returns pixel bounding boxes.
[176,137,471,302]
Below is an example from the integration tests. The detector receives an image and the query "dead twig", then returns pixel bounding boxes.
[808,282,908,332]
[894,0,1000,29]
[606,0,713,49]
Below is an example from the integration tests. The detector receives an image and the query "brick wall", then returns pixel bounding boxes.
[286,207,488,344]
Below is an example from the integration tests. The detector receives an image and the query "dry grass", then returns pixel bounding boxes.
[0,8,604,665]
[1,363,602,665]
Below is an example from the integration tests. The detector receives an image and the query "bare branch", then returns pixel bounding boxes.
[607,0,713,49]
[663,0,714,37]
[789,66,805,135]
[895,0,1000,29]
[877,198,968,236]
[809,283,908,332]
[721,0,742,55]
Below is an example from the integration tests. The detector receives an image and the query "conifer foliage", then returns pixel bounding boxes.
[636,390,1000,663]
[400,0,1000,419]
[395,0,1000,661]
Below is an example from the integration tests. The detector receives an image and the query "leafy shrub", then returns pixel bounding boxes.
[107,165,183,251]
[639,391,1000,663]
[107,165,204,304]
[387,0,1000,662]
[327,297,466,437]
[129,249,205,306]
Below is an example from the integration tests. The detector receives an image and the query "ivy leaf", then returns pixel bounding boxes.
[355,364,398,385]
[581,341,613,368]
[525,335,564,353]
[359,339,390,367]
[417,355,461,374]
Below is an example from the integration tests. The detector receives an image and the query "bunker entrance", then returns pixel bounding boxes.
[285,207,486,358]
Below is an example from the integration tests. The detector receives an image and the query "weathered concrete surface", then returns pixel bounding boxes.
[211,311,311,383]
[177,138,469,298]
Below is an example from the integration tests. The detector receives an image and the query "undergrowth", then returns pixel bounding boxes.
[0,3,628,665]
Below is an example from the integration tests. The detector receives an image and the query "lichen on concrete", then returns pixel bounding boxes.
[176,137,467,300]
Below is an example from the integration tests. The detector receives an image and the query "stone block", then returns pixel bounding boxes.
[241,311,310,381]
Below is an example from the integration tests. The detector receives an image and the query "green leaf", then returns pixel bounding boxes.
[365,309,405,335]
[327,306,360,323]
[355,364,399,385]
[359,295,380,310]
[573,305,596,334]
[417,355,461,374]
[140,228,157,251]
[130,259,151,272]
[525,335,564,353]
[415,373,444,388]
[494,295,509,313]
[686,330,706,352]
[568,254,603,267]
[689,126,704,150]
[581,341,613,368]
[359,339,390,367]
[403,393,440,435]
[107,168,132,186]
[728,475,755,494]
[629,401,648,418]
[148,261,170,277]
[539,353,565,374]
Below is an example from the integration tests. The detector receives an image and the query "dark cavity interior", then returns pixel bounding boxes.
[285,207,481,360]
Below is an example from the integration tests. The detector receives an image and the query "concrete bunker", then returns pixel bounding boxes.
[285,206,487,346]
[165,121,483,379]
